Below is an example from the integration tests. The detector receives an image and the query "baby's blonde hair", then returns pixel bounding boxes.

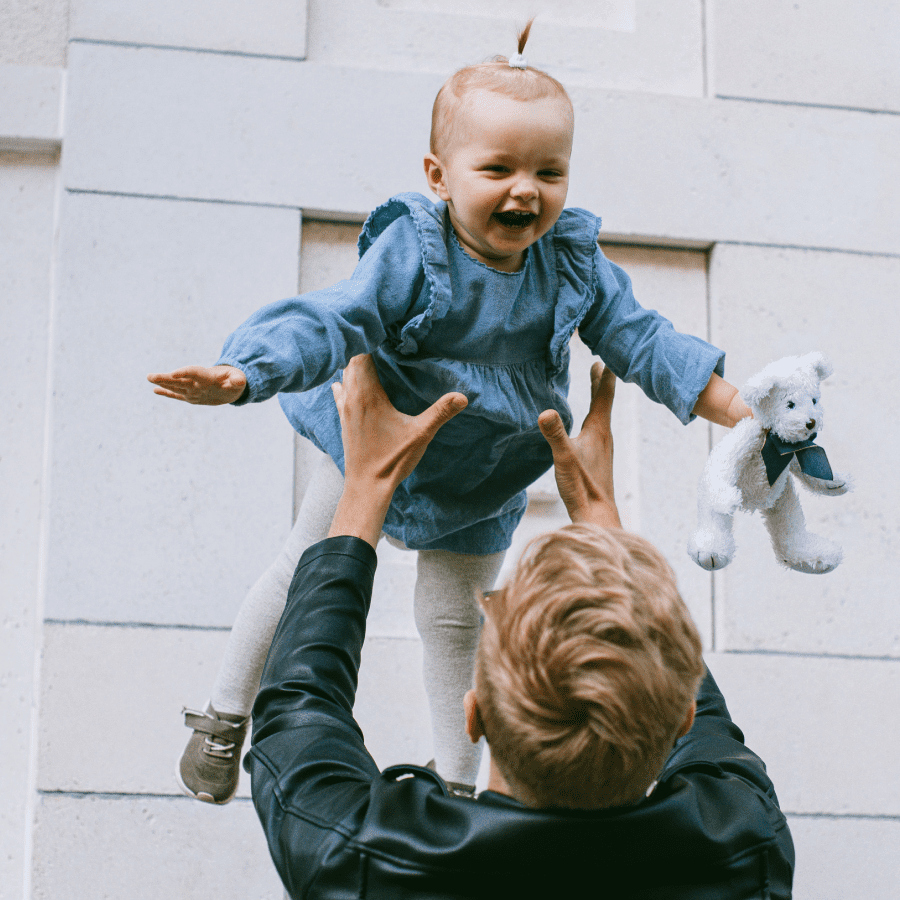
[476,524,704,809]
[430,21,573,156]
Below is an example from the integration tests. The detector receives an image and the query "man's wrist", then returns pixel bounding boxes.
[327,479,394,548]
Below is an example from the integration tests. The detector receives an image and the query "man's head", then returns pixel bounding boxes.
[467,524,704,809]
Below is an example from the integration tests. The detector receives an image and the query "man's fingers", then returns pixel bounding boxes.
[538,409,569,450]
[420,392,468,435]
[331,381,345,415]
[583,362,616,430]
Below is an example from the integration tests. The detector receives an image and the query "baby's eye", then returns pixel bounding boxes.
[786,401,795,409]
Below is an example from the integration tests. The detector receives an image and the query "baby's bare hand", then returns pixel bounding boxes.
[147,365,247,405]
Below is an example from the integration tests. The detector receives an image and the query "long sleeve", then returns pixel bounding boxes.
[577,248,725,424]
[660,667,795,898]
[216,215,425,404]
[245,537,381,898]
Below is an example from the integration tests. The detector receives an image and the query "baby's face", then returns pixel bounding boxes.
[425,90,573,273]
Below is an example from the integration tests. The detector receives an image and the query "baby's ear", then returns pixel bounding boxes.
[423,153,450,200]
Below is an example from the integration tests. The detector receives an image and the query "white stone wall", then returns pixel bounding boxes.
[2,2,898,898]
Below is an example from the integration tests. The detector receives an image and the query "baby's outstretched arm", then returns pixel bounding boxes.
[692,372,752,428]
[147,365,247,405]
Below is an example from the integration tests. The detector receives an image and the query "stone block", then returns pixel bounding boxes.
[709,244,900,656]
[38,623,248,796]
[0,0,68,68]
[0,64,62,151]
[45,191,299,626]
[788,816,900,900]
[32,793,283,899]
[713,0,900,114]
[308,0,705,97]
[709,653,900,817]
[70,0,307,59]
[62,42,440,219]
[0,152,58,900]
[62,42,900,255]
[355,636,431,770]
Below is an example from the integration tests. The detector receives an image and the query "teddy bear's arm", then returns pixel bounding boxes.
[794,463,852,496]
[702,419,760,514]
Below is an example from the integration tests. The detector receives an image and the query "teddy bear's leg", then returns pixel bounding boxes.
[762,478,843,574]
[688,507,736,571]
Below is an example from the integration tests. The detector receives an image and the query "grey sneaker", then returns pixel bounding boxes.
[176,704,249,804]
[425,758,476,798]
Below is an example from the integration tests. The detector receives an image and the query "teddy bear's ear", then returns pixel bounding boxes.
[798,351,833,381]
[741,367,783,410]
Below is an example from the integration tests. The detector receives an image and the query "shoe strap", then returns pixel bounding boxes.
[183,710,247,742]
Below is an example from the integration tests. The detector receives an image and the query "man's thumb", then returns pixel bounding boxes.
[538,409,566,445]
[428,392,468,428]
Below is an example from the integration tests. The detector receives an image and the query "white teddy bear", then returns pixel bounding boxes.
[688,352,850,574]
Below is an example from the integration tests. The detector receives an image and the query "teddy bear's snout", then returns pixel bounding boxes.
[806,418,816,432]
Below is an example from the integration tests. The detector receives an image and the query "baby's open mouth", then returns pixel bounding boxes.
[494,210,537,229]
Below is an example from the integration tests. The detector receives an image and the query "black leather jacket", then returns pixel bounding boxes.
[246,537,794,899]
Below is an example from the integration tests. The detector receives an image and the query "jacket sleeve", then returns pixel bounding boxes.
[576,247,725,424]
[244,537,381,898]
[216,215,425,405]
[662,666,795,898]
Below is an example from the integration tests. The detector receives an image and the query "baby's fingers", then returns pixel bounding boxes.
[151,386,191,402]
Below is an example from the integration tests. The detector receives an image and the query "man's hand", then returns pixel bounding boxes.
[538,362,621,529]
[147,365,247,405]
[328,354,468,547]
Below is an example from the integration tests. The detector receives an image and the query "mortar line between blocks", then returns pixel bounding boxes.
[716,239,900,260]
[722,648,900,663]
[68,37,306,63]
[65,187,302,212]
[43,618,232,632]
[785,811,900,822]
[715,93,900,117]
[37,788,254,802]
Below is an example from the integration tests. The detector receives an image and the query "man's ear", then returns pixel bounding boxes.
[677,700,696,739]
[424,153,451,201]
[464,689,484,744]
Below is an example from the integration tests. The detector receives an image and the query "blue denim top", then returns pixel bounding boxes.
[218,193,724,553]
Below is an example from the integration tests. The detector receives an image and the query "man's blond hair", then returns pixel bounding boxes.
[476,524,704,809]
[429,21,573,156]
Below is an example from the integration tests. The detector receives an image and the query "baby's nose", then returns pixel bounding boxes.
[510,176,538,199]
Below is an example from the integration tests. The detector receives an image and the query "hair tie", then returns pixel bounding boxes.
[509,53,527,70]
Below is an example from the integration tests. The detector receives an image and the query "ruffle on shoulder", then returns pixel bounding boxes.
[548,207,603,371]
[358,192,453,355]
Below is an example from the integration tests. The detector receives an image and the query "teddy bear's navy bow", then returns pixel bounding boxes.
[761,432,833,486]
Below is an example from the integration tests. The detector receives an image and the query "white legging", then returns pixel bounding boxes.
[211,455,504,786]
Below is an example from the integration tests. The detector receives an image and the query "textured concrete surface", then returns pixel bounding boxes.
[0,0,68,68]
[709,244,900,656]
[0,152,58,900]
[788,816,900,900]
[70,0,308,58]
[61,42,900,251]
[32,794,283,900]
[308,0,706,96]
[6,2,900,896]
[44,191,298,626]
[710,653,900,816]
[714,0,900,113]
[0,64,63,151]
